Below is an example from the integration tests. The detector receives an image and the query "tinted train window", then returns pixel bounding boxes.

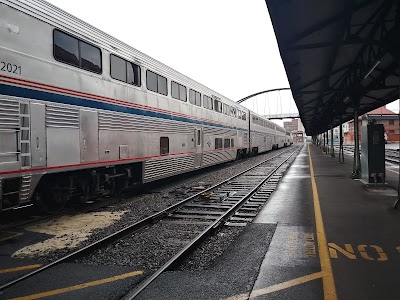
[203,95,213,110]
[215,138,223,149]
[171,81,179,99]
[214,99,222,113]
[231,139,234,147]
[231,107,236,117]
[171,81,187,101]
[54,30,79,66]
[147,70,167,95]
[127,61,140,85]
[179,85,187,101]
[147,70,158,92]
[110,55,126,82]
[190,89,201,106]
[224,138,230,148]
[80,42,101,73]
[54,30,102,74]
[222,103,229,115]
[110,54,141,86]
[160,137,169,155]
[157,74,168,95]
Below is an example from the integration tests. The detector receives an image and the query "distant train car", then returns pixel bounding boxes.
[249,111,289,153]
[0,0,290,212]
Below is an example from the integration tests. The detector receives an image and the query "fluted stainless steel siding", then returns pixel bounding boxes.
[202,150,235,167]
[46,104,79,128]
[143,155,195,182]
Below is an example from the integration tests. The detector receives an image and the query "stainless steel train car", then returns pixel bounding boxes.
[0,0,292,212]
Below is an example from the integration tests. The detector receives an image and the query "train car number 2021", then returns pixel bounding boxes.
[1,61,22,75]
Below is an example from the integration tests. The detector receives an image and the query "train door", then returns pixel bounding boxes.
[30,103,46,167]
[194,128,203,168]
[80,109,99,162]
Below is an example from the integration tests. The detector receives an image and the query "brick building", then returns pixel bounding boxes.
[292,131,304,143]
[344,106,399,143]
[283,119,299,132]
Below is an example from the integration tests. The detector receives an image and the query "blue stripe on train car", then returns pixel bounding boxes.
[0,83,247,132]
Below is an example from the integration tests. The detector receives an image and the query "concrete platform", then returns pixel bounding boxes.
[134,144,400,300]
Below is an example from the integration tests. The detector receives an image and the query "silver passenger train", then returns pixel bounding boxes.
[0,0,292,212]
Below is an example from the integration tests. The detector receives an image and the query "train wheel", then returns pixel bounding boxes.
[34,187,70,214]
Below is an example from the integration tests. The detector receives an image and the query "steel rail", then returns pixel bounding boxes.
[0,146,296,292]
[333,145,399,164]
[122,147,300,299]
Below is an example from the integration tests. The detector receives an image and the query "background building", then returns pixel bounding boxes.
[344,106,399,143]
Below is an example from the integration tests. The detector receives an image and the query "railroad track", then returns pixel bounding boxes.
[332,145,399,164]
[0,145,301,298]
[0,147,295,232]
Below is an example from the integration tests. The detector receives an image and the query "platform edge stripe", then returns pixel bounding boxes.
[0,265,42,274]
[308,144,337,300]
[7,270,144,300]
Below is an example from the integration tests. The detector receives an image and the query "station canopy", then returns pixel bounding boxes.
[265,0,399,136]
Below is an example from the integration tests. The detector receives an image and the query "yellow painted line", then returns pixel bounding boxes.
[9,270,144,300]
[223,272,323,300]
[308,144,337,300]
[0,264,42,274]
[250,271,323,298]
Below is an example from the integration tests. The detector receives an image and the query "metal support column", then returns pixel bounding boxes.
[338,121,344,163]
[352,108,361,178]
[323,132,326,152]
[330,124,335,158]
[324,132,327,154]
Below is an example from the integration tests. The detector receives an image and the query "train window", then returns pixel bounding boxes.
[111,55,141,86]
[147,70,158,93]
[242,111,246,121]
[189,89,202,106]
[54,30,102,74]
[80,42,102,73]
[231,139,234,147]
[127,61,141,86]
[179,85,187,101]
[214,100,222,113]
[189,89,195,105]
[171,81,187,101]
[110,54,126,82]
[222,103,228,115]
[171,81,179,99]
[215,138,223,149]
[203,95,213,110]
[158,75,168,95]
[231,107,237,118]
[160,137,169,155]
[197,130,201,145]
[147,70,167,95]
[224,138,230,148]
[54,30,79,66]
[195,91,201,106]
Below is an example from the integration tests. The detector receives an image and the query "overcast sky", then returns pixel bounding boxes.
[45,0,399,116]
